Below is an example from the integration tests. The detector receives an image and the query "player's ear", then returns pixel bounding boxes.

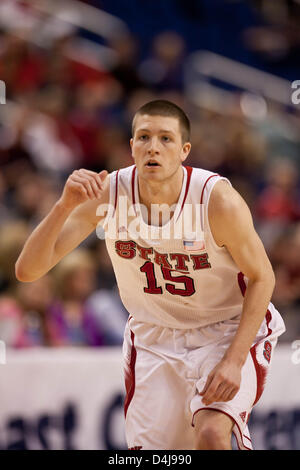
[130,138,135,161]
[181,142,191,163]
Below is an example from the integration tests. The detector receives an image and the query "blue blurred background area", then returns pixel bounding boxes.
[0,0,299,450]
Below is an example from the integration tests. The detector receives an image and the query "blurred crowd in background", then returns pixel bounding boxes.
[0,0,300,348]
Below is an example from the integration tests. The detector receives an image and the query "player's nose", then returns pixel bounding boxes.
[147,137,160,155]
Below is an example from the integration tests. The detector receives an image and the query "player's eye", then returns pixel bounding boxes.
[162,136,170,142]
[139,135,148,141]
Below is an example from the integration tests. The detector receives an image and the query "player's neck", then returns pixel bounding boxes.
[138,166,184,208]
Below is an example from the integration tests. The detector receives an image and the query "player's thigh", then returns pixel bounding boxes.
[123,325,194,449]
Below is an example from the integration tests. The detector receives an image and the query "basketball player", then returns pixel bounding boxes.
[16,100,285,450]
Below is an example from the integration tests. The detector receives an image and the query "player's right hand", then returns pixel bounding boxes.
[59,168,108,210]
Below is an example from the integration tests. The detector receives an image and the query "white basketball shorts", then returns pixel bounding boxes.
[122,304,285,450]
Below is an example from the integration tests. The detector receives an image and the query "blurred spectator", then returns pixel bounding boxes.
[254,157,300,250]
[245,0,300,67]
[6,170,61,228]
[0,218,54,347]
[125,88,157,124]
[16,275,54,347]
[0,170,13,224]
[0,32,45,98]
[69,78,124,171]
[271,223,300,309]
[86,240,128,344]
[109,33,144,97]
[0,220,30,292]
[92,239,118,290]
[47,249,104,347]
[86,288,128,345]
[0,103,39,188]
[0,295,26,348]
[22,87,82,177]
[0,275,54,348]
[138,31,186,92]
[99,125,132,172]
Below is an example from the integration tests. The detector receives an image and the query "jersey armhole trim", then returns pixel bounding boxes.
[204,176,232,251]
[101,171,117,230]
[176,166,193,222]
[131,166,137,216]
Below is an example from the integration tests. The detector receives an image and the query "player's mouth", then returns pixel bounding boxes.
[145,159,161,168]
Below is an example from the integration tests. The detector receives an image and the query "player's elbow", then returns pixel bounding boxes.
[254,266,276,291]
[15,261,41,283]
[269,269,276,293]
[264,262,276,288]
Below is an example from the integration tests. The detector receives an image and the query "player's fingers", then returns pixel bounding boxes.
[199,374,214,396]
[201,376,220,404]
[86,176,102,198]
[224,387,238,402]
[71,174,95,197]
[211,383,229,403]
[68,181,89,199]
[79,169,105,191]
[77,170,103,197]
[99,170,108,181]
[71,175,96,199]
[215,384,238,403]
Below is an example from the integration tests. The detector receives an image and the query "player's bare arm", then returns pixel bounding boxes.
[15,169,109,282]
[200,180,276,406]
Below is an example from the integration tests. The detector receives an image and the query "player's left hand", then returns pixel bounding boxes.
[199,359,242,406]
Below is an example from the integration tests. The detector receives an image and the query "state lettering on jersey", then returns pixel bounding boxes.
[170,253,189,271]
[190,253,211,270]
[115,241,136,259]
[114,240,211,271]
[136,245,153,261]
[154,251,172,269]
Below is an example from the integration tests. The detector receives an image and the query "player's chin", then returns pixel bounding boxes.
[142,166,164,179]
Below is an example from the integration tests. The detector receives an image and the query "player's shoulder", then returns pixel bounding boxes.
[187,166,231,200]
[108,164,135,190]
[188,165,217,180]
[209,179,248,219]
[111,164,135,179]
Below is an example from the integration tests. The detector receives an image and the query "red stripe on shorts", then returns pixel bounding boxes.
[124,329,137,418]
[237,272,273,406]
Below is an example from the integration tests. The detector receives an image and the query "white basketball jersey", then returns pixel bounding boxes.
[103,165,275,329]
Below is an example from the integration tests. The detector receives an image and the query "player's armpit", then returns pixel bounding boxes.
[208,180,275,284]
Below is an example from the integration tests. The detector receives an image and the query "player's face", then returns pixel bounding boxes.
[130,114,191,182]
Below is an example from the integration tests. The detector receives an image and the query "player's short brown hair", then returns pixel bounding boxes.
[132,100,191,143]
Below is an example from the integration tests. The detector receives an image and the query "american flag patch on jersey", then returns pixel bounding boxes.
[183,239,206,251]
